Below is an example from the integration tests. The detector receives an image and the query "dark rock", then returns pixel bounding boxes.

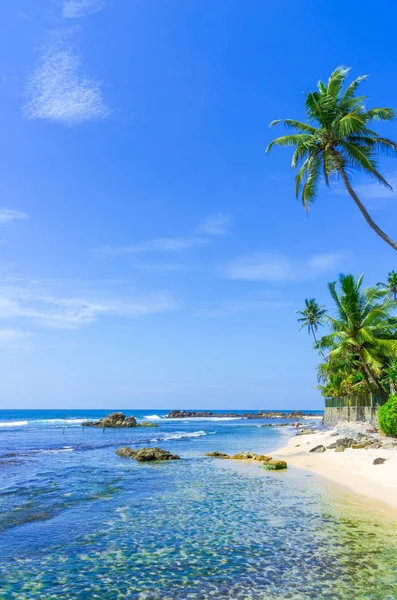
[166,410,318,420]
[336,438,354,450]
[335,446,345,453]
[205,452,229,458]
[310,445,326,453]
[116,446,180,462]
[330,432,340,437]
[228,452,273,462]
[373,457,386,465]
[356,433,370,441]
[296,428,313,436]
[352,441,372,449]
[327,443,337,449]
[116,447,137,458]
[262,460,288,470]
[82,412,137,428]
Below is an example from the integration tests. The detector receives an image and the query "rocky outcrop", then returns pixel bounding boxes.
[262,460,288,470]
[310,445,326,453]
[373,457,386,465]
[166,410,318,419]
[205,452,229,458]
[115,446,180,462]
[205,451,272,462]
[81,413,158,428]
[335,437,355,450]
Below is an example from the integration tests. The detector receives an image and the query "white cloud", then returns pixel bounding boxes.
[94,214,232,258]
[0,282,177,330]
[94,236,209,258]
[225,252,342,282]
[23,43,110,125]
[0,209,28,226]
[0,329,34,343]
[196,214,232,236]
[62,0,104,18]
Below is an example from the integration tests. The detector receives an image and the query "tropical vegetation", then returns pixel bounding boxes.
[378,395,397,437]
[267,66,397,251]
[298,272,397,405]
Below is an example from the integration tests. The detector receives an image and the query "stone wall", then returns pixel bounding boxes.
[324,406,379,426]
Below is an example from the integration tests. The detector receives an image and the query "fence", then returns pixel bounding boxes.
[324,394,384,409]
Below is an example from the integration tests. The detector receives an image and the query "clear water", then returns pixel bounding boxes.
[0,409,396,599]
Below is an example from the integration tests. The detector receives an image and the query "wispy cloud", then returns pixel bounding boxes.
[0,329,34,343]
[94,214,232,258]
[24,41,110,125]
[225,252,342,282]
[335,173,397,205]
[196,213,232,236]
[62,0,105,19]
[94,236,209,258]
[0,209,29,226]
[0,281,177,330]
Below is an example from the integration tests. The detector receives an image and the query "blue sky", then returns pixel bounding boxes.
[0,0,397,409]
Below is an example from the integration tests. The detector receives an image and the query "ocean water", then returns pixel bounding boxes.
[0,409,397,600]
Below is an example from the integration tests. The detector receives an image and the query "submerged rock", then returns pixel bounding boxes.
[138,422,159,428]
[205,452,229,458]
[116,446,180,462]
[262,460,287,471]
[310,445,325,453]
[373,457,386,465]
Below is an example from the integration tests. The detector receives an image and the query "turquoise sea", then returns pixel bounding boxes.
[1,409,397,599]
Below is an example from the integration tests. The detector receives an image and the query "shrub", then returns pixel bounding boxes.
[378,395,397,437]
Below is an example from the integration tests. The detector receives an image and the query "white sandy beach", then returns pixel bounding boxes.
[272,423,397,514]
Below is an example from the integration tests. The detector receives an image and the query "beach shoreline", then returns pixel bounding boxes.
[271,424,397,517]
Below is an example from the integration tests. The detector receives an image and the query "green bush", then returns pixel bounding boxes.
[378,395,397,437]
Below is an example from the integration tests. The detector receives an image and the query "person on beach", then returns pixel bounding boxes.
[295,421,300,432]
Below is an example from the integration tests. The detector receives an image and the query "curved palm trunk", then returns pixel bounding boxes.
[311,325,325,358]
[338,167,397,252]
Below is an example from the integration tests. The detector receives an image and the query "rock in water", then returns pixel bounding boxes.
[262,460,287,471]
[116,447,137,457]
[373,457,386,465]
[310,445,326,453]
[115,446,180,462]
[82,412,137,428]
[229,452,272,462]
[205,452,229,458]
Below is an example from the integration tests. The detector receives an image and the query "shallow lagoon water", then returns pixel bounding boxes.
[0,410,397,599]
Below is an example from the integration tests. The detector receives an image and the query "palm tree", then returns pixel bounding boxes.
[378,270,397,300]
[296,298,326,346]
[266,66,397,251]
[318,273,397,401]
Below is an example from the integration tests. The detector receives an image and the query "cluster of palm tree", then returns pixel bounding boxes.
[297,272,397,403]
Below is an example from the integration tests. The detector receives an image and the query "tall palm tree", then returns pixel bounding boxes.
[296,298,326,346]
[266,66,397,251]
[318,273,397,400]
[378,270,397,300]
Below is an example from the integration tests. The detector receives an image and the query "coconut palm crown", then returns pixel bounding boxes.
[296,298,326,344]
[266,66,397,251]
